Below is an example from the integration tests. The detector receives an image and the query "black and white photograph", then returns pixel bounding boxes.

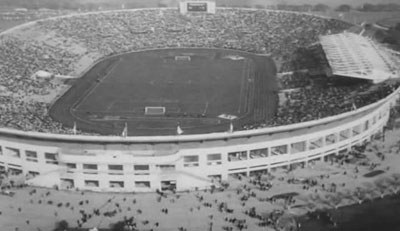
[0,0,400,230]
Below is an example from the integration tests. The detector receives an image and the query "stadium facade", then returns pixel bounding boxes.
[0,8,399,192]
[0,87,398,192]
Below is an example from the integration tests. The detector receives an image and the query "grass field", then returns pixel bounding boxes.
[76,49,246,118]
[50,48,278,136]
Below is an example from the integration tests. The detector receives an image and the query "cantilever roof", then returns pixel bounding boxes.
[320,32,400,83]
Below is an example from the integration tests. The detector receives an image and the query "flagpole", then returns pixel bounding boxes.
[125,122,128,137]
[229,120,234,133]
[121,122,128,137]
[177,122,183,135]
[73,121,77,135]
[352,103,357,110]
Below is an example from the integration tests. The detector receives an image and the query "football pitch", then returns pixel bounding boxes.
[50,48,278,136]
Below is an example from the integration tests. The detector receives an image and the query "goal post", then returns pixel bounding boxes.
[175,55,191,61]
[145,106,166,115]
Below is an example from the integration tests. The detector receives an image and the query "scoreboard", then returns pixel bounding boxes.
[179,1,216,14]
[187,3,207,12]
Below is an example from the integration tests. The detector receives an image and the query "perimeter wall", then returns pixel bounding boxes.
[0,87,398,192]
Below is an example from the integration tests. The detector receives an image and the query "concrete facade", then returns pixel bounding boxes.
[0,87,398,192]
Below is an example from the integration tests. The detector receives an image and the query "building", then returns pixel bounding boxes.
[0,86,398,192]
[0,9,399,193]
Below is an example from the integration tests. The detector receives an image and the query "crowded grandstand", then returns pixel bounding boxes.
[1,6,400,231]
[0,8,399,135]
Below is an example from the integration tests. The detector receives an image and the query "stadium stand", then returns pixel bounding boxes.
[0,8,399,194]
[320,32,400,83]
[0,8,398,135]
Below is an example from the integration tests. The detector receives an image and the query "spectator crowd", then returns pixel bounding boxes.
[266,78,400,127]
[0,8,398,134]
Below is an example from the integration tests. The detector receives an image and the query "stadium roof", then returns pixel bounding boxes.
[320,32,400,83]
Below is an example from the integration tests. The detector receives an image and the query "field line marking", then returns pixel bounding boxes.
[74,59,120,110]
[238,59,249,114]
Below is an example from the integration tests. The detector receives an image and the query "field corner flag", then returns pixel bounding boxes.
[177,123,183,135]
[73,122,77,135]
[122,122,128,138]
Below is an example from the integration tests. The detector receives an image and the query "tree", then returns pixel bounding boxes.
[276,4,289,11]
[336,4,352,12]
[157,3,168,8]
[84,2,97,11]
[361,3,376,11]
[300,4,313,12]
[312,3,330,12]
[54,220,68,231]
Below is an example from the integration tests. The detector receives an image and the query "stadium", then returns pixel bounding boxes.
[0,3,400,193]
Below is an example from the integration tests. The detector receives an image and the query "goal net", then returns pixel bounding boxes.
[175,55,191,61]
[145,106,166,115]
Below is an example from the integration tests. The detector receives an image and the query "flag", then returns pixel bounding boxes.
[72,122,77,135]
[352,103,357,110]
[228,121,234,133]
[177,123,183,135]
[121,123,128,137]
